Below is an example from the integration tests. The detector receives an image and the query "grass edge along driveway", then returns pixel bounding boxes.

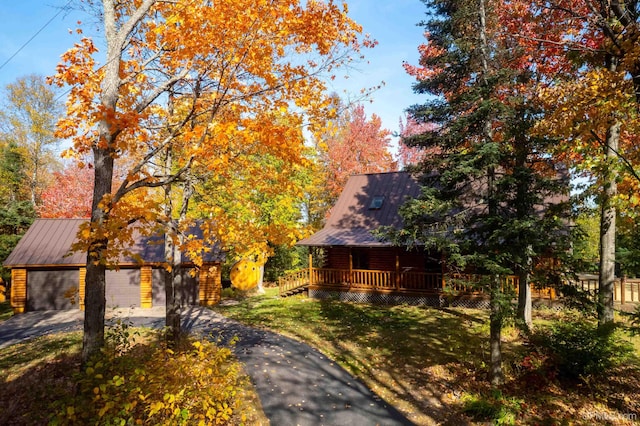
[213,289,640,426]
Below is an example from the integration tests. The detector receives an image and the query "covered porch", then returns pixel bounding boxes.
[278,249,551,302]
[279,265,640,308]
[279,266,524,296]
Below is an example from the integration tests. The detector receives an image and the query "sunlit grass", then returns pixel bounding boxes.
[0,332,82,380]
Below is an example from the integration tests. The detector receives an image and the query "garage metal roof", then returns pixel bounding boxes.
[297,172,421,247]
[3,218,224,267]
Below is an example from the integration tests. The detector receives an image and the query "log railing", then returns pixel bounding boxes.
[574,276,640,304]
[311,268,444,293]
[278,269,310,295]
[280,268,517,296]
[278,268,640,304]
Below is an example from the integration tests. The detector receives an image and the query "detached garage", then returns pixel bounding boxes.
[3,219,223,313]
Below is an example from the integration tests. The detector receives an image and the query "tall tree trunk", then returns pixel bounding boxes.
[598,120,619,326]
[256,252,267,294]
[598,54,619,327]
[517,255,532,330]
[487,161,504,386]
[479,0,504,386]
[487,163,504,386]
[489,275,505,386]
[515,128,533,330]
[82,148,114,363]
[168,175,195,345]
[164,220,181,346]
[163,145,181,346]
[29,152,39,207]
[82,0,120,364]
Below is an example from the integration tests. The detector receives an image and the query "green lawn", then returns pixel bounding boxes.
[214,288,640,425]
[1,292,638,425]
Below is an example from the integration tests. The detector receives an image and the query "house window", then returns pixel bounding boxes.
[352,249,369,270]
[369,196,385,210]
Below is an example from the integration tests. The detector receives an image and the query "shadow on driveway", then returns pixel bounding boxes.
[0,307,167,349]
[0,310,84,349]
[183,306,415,426]
[1,306,415,426]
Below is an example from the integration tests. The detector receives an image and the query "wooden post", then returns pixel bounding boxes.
[140,266,153,308]
[441,253,446,292]
[349,249,353,287]
[79,267,86,310]
[199,264,221,306]
[395,254,400,291]
[11,269,27,314]
[621,276,626,305]
[308,249,313,286]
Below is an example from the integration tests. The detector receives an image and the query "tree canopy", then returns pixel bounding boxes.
[51,0,374,360]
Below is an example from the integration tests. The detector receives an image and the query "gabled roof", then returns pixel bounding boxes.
[3,219,87,267]
[3,218,224,268]
[297,172,420,247]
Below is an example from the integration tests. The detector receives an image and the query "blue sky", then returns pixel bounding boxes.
[0,0,427,149]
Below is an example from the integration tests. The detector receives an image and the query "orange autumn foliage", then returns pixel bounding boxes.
[49,0,373,264]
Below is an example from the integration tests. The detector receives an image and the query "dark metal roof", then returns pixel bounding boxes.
[298,172,421,247]
[3,219,87,266]
[298,169,571,248]
[3,218,224,268]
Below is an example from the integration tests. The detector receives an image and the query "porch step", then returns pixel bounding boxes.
[280,284,309,297]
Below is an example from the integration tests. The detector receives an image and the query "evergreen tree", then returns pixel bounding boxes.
[0,201,36,283]
[0,141,35,283]
[0,141,29,203]
[396,0,570,385]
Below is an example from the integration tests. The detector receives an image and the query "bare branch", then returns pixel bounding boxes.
[590,129,640,184]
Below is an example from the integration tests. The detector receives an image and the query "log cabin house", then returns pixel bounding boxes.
[3,218,223,314]
[280,171,564,307]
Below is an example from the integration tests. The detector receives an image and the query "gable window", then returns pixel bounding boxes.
[369,196,385,210]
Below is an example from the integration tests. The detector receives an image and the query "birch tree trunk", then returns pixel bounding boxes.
[164,222,181,345]
[163,144,181,346]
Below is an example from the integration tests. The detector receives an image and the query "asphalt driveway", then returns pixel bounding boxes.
[0,307,166,349]
[0,307,414,426]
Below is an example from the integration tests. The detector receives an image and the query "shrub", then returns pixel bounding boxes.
[50,333,248,425]
[221,287,238,299]
[532,318,635,380]
[622,304,640,336]
[105,317,141,357]
[462,390,523,425]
